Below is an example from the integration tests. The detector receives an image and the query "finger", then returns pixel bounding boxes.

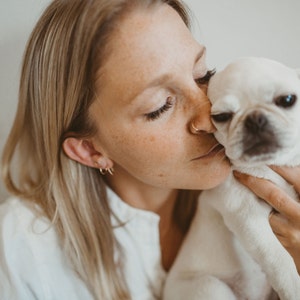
[269,211,300,248]
[234,172,300,220]
[269,211,290,236]
[270,165,300,194]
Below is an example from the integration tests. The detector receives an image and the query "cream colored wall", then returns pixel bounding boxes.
[186,0,300,70]
[0,0,299,201]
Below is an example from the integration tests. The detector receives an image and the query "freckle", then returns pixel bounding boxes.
[158,173,164,177]
[149,136,155,142]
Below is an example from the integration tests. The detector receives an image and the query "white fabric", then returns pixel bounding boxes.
[0,188,167,300]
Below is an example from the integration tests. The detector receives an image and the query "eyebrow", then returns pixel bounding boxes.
[131,46,207,104]
[145,73,173,90]
[145,47,207,89]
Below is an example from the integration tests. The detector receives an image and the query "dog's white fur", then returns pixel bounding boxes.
[163,57,300,300]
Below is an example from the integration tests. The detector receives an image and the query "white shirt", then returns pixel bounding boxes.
[0,188,167,300]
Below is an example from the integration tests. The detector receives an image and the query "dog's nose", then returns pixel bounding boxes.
[244,111,268,133]
[243,110,279,156]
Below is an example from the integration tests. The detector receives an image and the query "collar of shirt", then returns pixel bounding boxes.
[106,187,167,300]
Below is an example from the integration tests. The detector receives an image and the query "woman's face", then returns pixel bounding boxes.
[89,4,230,192]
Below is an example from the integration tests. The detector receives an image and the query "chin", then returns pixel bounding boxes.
[184,165,231,191]
[203,162,231,190]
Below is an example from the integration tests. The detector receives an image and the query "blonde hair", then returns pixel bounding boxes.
[1,0,197,299]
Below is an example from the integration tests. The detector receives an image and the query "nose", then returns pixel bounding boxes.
[244,111,268,133]
[189,100,215,134]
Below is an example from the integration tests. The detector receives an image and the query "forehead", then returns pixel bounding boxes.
[109,4,192,63]
[97,4,198,101]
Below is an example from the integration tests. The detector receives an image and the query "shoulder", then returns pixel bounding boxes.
[0,197,93,299]
[0,196,57,262]
[0,197,64,270]
[0,197,54,245]
[0,197,56,298]
[0,196,46,224]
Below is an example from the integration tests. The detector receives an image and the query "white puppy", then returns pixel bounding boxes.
[163,57,300,300]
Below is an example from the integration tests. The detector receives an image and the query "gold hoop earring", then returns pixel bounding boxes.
[191,122,201,134]
[99,167,114,176]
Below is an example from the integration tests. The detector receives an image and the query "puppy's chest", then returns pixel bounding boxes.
[204,175,263,212]
[206,168,297,213]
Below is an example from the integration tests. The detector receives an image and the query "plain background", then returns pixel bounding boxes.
[1,0,300,200]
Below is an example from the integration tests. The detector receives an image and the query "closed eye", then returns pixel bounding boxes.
[211,112,233,123]
[195,69,216,85]
[145,96,175,121]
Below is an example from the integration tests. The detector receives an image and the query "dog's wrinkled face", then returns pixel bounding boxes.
[208,57,300,166]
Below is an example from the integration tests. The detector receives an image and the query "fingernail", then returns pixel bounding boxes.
[269,209,277,220]
[233,170,242,178]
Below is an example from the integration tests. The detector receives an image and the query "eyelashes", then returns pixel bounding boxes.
[145,96,174,121]
[144,69,216,122]
[194,69,216,85]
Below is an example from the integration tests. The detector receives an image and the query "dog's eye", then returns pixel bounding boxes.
[211,112,233,123]
[274,94,297,108]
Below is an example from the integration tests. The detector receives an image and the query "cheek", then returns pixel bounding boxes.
[125,133,177,159]
[110,131,182,169]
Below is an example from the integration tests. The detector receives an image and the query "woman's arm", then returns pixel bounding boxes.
[234,166,300,274]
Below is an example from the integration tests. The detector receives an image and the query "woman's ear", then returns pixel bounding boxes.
[63,137,112,169]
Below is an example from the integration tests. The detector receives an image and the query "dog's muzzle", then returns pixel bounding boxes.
[242,110,280,156]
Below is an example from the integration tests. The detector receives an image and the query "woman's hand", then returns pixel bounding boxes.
[234,166,300,274]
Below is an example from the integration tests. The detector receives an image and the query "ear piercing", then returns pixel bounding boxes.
[191,122,201,134]
[95,159,114,176]
[99,167,114,176]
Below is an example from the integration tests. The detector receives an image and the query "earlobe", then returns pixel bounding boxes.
[62,137,111,169]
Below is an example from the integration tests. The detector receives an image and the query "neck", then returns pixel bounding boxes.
[106,169,178,214]
[106,169,184,271]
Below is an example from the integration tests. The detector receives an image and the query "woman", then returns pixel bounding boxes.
[0,0,299,299]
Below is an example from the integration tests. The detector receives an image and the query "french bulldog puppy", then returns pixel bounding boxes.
[164,57,300,300]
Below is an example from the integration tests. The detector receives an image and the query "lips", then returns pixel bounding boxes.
[192,143,225,161]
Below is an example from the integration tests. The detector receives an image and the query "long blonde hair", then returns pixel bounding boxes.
[1,0,197,299]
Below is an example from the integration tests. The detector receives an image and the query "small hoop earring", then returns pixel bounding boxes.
[191,122,201,133]
[99,167,114,176]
